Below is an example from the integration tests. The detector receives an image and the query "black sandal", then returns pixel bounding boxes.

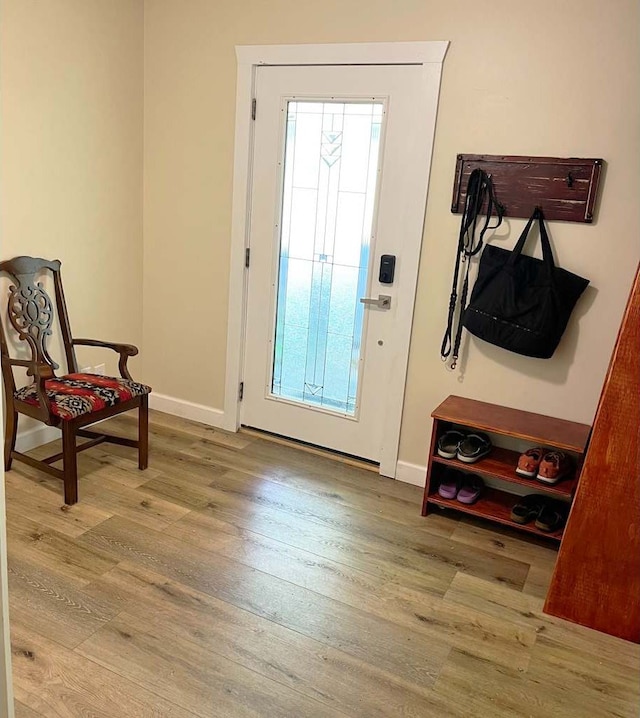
[510,494,546,524]
[437,430,466,459]
[535,500,568,532]
[457,432,492,463]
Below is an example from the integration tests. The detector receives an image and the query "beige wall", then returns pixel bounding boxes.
[0,4,636,463]
[0,4,142,707]
[151,0,634,467]
[144,0,639,467]
[1,0,144,386]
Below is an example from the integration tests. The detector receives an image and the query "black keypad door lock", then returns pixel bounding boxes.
[379,254,396,284]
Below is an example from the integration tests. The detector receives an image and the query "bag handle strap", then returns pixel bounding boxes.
[507,207,555,272]
[537,208,556,272]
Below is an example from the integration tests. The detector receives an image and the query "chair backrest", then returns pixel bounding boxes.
[0,256,78,378]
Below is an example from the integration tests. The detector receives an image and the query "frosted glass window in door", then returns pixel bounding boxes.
[271,101,383,415]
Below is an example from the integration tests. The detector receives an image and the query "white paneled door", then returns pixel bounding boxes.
[241,63,441,474]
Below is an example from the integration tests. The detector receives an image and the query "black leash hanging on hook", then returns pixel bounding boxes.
[440,169,503,369]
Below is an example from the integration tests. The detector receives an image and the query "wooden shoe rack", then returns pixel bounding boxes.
[421,395,591,542]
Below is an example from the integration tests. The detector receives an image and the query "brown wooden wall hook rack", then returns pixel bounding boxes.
[451,154,604,223]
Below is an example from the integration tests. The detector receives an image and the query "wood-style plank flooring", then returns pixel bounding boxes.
[5,411,639,717]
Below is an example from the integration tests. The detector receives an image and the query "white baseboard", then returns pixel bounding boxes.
[395,460,427,487]
[149,393,226,429]
[16,424,60,453]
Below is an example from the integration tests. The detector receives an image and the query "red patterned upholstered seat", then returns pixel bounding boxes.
[15,373,151,421]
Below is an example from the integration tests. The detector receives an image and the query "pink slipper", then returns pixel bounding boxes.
[437,469,464,499]
[457,475,484,505]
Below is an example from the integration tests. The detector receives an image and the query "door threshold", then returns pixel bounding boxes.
[239,426,380,473]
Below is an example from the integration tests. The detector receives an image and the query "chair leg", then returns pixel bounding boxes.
[4,408,17,471]
[62,421,78,505]
[138,394,149,470]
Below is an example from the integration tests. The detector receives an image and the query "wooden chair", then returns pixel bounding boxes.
[0,256,151,505]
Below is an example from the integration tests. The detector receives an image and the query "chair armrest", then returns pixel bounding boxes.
[3,357,55,376]
[3,358,42,369]
[72,338,139,355]
[2,357,55,422]
[72,338,139,380]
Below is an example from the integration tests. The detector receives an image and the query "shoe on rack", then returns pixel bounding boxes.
[516,447,545,477]
[437,430,466,459]
[437,468,464,499]
[457,432,492,463]
[510,494,547,524]
[456,475,484,505]
[537,451,572,485]
[534,499,568,532]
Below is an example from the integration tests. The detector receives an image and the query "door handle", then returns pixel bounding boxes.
[359,294,392,310]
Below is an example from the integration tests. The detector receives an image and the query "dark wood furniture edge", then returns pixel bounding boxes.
[543,265,640,643]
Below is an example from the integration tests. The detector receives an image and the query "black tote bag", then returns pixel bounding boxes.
[462,207,589,358]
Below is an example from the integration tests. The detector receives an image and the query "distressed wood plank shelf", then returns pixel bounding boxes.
[451,154,603,223]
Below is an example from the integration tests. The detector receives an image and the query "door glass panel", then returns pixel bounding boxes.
[271,101,383,415]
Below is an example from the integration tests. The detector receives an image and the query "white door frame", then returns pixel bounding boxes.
[223,41,448,477]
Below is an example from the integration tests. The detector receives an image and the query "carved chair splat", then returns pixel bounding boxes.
[0,256,151,505]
